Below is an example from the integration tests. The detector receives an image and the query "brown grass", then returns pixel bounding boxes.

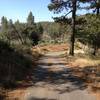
[69,58,100,68]
[38,43,68,52]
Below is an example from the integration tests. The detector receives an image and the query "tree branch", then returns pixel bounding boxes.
[65,10,72,16]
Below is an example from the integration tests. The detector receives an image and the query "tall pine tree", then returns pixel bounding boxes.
[48,0,79,56]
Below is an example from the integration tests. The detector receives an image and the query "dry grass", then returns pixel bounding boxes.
[38,43,68,52]
[69,58,100,68]
[6,89,25,100]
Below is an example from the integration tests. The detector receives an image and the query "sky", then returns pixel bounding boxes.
[0,0,90,23]
[0,0,55,23]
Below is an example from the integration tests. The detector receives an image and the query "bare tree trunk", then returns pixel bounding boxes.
[69,0,77,56]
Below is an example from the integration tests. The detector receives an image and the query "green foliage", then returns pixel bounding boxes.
[0,12,43,88]
[0,40,32,87]
[1,16,8,32]
[27,11,34,26]
[14,20,25,35]
[38,21,69,43]
[76,14,100,55]
[0,12,43,46]
[7,19,17,40]
[37,24,44,34]
[84,14,100,48]
[26,12,43,45]
[48,0,73,14]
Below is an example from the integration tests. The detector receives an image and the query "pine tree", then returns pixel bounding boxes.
[27,12,40,45]
[91,0,100,55]
[48,0,78,56]
[1,16,8,33]
[85,0,100,55]
[27,11,34,26]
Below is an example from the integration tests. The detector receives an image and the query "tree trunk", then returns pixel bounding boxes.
[93,43,97,55]
[97,7,100,15]
[96,0,100,16]
[93,0,100,55]
[69,0,77,56]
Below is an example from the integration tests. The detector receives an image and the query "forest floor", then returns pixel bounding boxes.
[6,43,100,100]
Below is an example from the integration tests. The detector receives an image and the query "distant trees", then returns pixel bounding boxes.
[27,12,35,26]
[1,16,8,33]
[26,12,39,45]
[45,23,61,40]
[39,21,69,43]
[0,11,43,46]
[26,11,44,45]
[0,17,8,40]
[1,18,25,44]
[7,19,16,42]
[14,20,25,44]
[37,24,43,35]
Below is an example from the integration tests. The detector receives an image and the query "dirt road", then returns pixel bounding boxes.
[21,51,97,100]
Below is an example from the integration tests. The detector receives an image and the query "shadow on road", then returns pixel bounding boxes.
[29,55,99,93]
[28,97,56,100]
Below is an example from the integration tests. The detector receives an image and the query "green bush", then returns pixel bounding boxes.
[0,40,32,88]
